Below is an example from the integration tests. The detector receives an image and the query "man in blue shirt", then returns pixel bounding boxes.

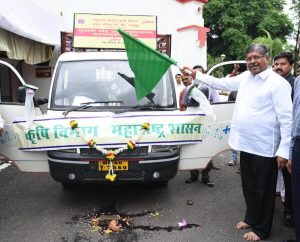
[286,76,300,242]
[273,52,296,228]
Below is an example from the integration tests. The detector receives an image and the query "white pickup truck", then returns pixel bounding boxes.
[0,53,242,187]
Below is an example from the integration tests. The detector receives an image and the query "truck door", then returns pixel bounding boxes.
[0,60,48,172]
[178,61,245,170]
[0,103,48,172]
[178,102,234,170]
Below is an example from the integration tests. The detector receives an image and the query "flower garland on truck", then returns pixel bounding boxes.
[70,120,150,182]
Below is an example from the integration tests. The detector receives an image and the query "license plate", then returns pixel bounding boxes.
[98,160,128,171]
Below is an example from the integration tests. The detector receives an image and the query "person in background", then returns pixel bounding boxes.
[228,64,240,166]
[184,65,219,187]
[0,112,4,136]
[175,73,185,109]
[181,75,215,187]
[274,52,295,98]
[273,52,296,228]
[175,73,184,91]
[228,91,238,166]
[286,75,300,242]
[296,64,300,77]
[180,75,196,111]
[181,44,292,241]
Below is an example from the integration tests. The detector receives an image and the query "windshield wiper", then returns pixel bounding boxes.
[117,72,156,104]
[130,105,176,111]
[63,101,123,117]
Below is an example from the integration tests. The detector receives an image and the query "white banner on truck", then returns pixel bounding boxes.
[12,112,208,151]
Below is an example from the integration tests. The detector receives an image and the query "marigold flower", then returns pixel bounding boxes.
[127,140,136,150]
[141,122,150,130]
[106,150,115,161]
[70,120,78,129]
[88,139,96,148]
[105,173,117,182]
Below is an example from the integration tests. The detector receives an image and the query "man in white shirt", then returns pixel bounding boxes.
[181,44,292,241]
[175,73,185,108]
[175,73,184,91]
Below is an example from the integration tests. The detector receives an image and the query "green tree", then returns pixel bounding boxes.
[207,53,226,77]
[252,30,293,62]
[203,0,294,60]
[291,0,300,66]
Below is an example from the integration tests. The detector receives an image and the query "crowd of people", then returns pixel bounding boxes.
[177,44,300,241]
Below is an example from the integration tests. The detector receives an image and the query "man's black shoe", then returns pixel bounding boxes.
[185,176,198,184]
[281,240,296,242]
[204,181,214,187]
[201,177,214,187]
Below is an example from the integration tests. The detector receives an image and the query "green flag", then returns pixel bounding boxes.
[118,29,177,100]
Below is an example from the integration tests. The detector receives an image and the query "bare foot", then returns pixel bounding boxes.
[236,221,251,229]
[243,231,261,241]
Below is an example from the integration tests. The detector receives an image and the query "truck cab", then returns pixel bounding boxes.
[0,55,238,188]
[47,51,179,186]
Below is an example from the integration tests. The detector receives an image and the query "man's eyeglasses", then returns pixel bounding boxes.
[245,55,265,62]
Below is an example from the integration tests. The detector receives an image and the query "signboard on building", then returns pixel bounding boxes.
[73,14,157,49]
[35,67,52,78]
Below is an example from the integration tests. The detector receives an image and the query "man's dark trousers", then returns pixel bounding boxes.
[282,166,293,223]
[292,138,300,241]
[240,152,278,239]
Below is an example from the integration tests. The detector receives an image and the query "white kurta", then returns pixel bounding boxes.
[194,68,292,159]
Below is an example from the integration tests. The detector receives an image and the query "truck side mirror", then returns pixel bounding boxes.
[35,97,48,106]
[17,86,48,106]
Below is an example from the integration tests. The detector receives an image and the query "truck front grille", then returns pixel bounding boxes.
[80,146,148,156]
[82,170,145,181]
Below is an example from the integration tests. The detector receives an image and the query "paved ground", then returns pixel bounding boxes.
[0,151,296,242]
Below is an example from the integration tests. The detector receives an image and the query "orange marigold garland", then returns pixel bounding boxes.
[141,122,150,130]
[70,121,150,182]
[106,150,116,161]
[88,139,96,148]
[105,172,117,182]
[127,140,136,150]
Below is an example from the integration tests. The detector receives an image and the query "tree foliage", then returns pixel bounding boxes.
[291,0,300,65]
[203,0,294,61]
[252,30,293,62]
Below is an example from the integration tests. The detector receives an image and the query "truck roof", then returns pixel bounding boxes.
[57,51,128,62]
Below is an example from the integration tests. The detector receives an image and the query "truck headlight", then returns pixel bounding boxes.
[150,145,178,153]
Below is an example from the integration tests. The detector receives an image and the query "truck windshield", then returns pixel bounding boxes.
[52,60,175,110]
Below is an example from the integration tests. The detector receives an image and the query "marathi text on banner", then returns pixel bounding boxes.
[13,113,207,151]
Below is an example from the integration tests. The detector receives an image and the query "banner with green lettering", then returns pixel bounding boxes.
[13,112,208,151]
